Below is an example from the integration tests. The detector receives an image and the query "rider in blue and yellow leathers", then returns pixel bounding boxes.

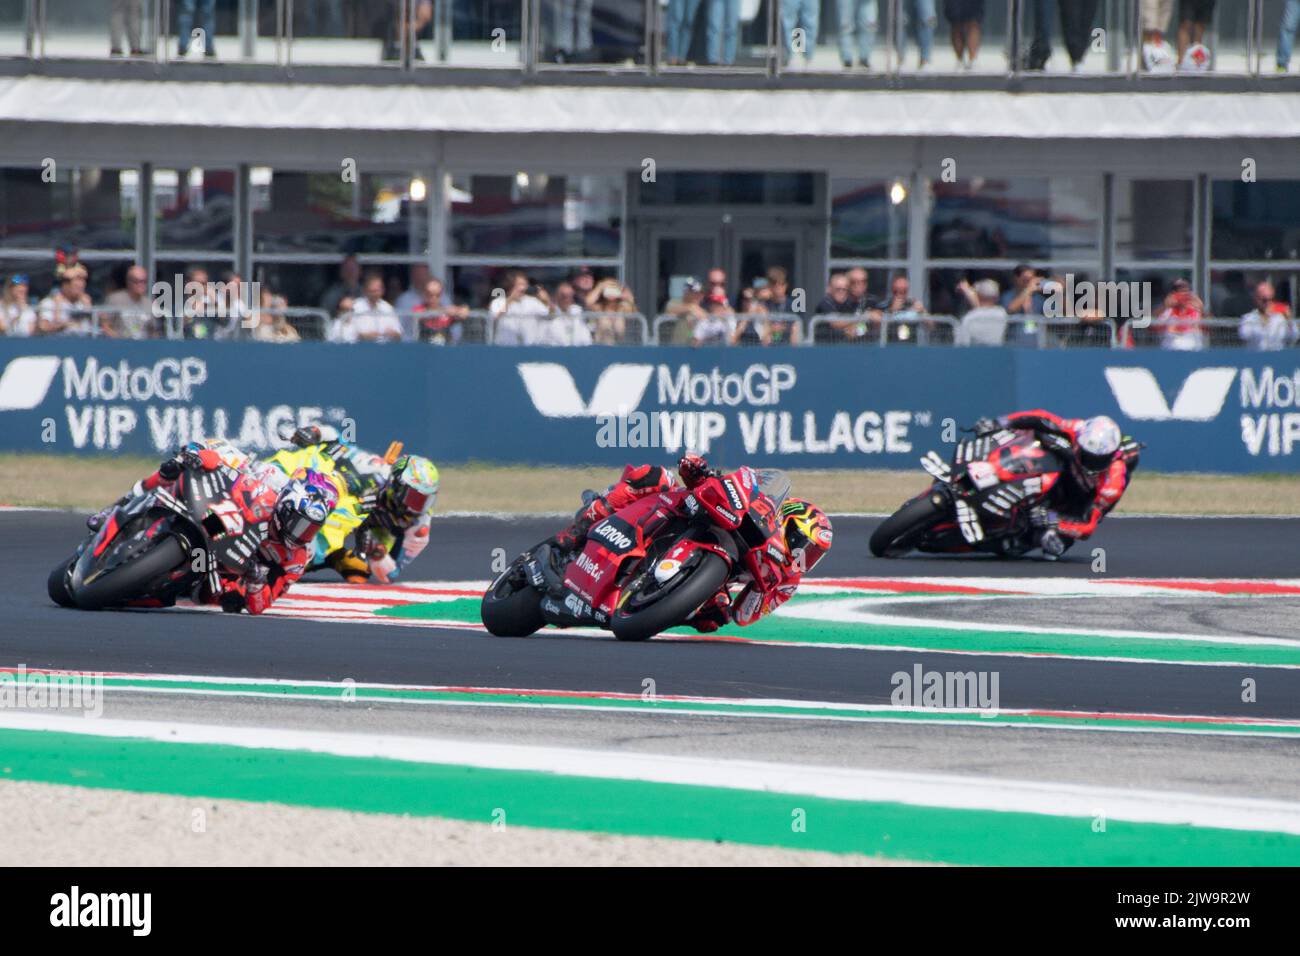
[264,425,440,583]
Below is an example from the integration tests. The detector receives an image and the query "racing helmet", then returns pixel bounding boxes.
[272,469,339,549]
[377,455,440,529]
[1077,416,1122,473]
[781,498,833,574]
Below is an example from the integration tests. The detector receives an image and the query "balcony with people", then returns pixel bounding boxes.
[3,1,1298,84]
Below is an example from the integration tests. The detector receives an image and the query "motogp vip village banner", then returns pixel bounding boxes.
[0,340,1296,473]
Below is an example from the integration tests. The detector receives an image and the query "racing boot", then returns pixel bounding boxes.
[552,491,610,553]
[552,465,675,552]
[86,482,146,532]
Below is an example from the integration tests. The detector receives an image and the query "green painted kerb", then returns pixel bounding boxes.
[1,728,1296,866]
[376,598,1300,667]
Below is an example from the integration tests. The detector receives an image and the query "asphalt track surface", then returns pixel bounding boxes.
[4,512,1300,721]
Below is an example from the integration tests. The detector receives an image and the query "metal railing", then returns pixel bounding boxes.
[12,305,1295,351]
[2,0,1290,80]
[1124,315,1300,350]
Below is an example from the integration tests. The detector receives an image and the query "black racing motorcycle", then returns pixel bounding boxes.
[870,428,1139,559]
[48,464,271,611]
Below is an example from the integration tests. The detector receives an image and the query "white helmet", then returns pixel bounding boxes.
[1078,416,1122,472]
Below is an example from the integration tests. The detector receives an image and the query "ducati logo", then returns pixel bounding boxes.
[516,362,654,418]
[1104,367,1236,422]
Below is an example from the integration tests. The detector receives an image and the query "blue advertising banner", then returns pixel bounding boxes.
[0,340,1296,473]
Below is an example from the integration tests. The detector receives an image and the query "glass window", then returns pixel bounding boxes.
[640,172,814,206]
[290,0,406,65]
[1115,179,1194,262]
[418,0,523,66]
[253,169,429,256]
[449,173,622,257]
[1006,0,1130,76]
[1211,180,1300,262]
[928,177,1100,261]
[252,259,422,314]
[660,0,771,68]
[162,0,282,62]
[1210,268,1299,319]
[154,167,235,252]
[0,166,138,250]
[538,0,646,66]
[1202,0,1253,74]
[41,0,157,58]
[1261,0,1300,73]
[830,177,909,259]
[0,1,30,57]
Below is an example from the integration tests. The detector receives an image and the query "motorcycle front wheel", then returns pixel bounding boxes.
[610,551,730,643]
[71,535,188,610]
[870,491,948,558]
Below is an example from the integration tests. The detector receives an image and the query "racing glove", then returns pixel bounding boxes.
[290,424,341,448]
[677,453,713,488]
[158,446,218,481]
[290,425,322,448]
[242,564,273,615]
[687,591,732,633]
[970,417,1000,436]
[1039,528,1067,560]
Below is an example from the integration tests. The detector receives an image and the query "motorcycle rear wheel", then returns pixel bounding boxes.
[870,492,948,558]
[611,552,729,643]
[71,535,188,611]
[47,559,76,608]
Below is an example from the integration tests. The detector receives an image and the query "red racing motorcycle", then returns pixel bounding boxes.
[48,463,274,611]
[871,428,1087,559]
[481,467,792,641]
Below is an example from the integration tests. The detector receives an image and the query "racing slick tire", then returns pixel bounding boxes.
[870,491,948,558]
[47,559,76,608]
[611,551,730,643]
[481,560,546,637]
[70,536,188,611]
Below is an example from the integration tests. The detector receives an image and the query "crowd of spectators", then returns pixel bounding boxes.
[2,249,1296,351]
[661,266,803,346]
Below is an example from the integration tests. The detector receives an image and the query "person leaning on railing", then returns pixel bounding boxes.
[1154,277,1206,351]
[410,277,470,345]
[1238,280,1299,351]
[36,264,99,337]
[540,281,593,347]
[102,264,157,339]
[0,274,37,337]
[585,278,634,345]
[251,288,300,344]
[693,292,736,346]
[877,273,929,344]
[814,270,880,343]
[954,277,1008,346]
[662,277,709,344]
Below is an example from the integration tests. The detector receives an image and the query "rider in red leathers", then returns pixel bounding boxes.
[554,454,833,632]
[972,411,1140,557]
[87,443,339,614]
